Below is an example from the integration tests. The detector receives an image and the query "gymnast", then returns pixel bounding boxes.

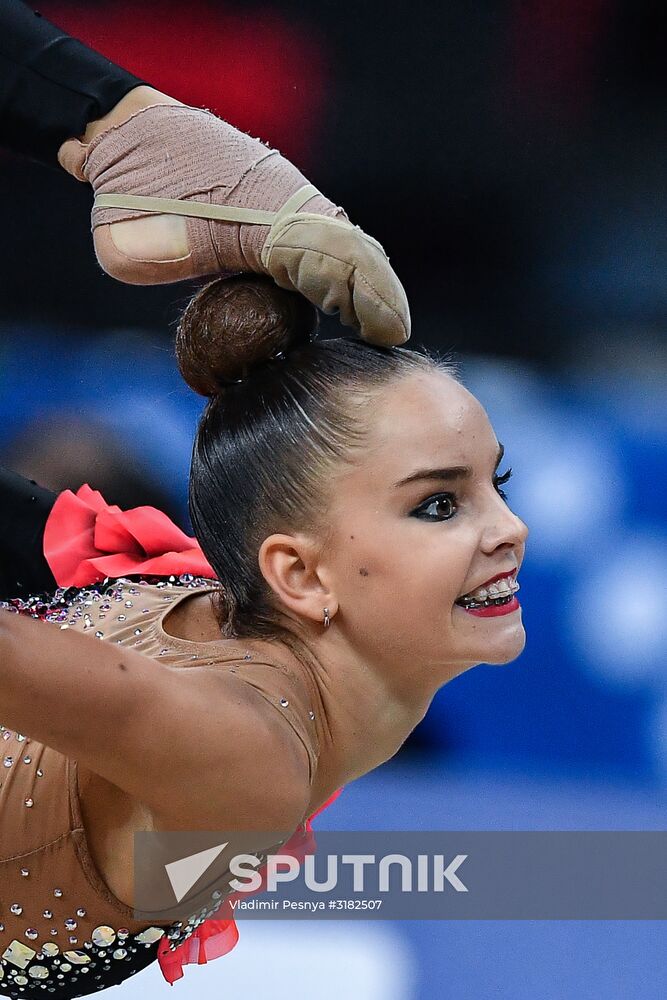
[0,3,528,997]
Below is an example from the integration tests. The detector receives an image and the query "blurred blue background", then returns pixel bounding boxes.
[1,1,666,997]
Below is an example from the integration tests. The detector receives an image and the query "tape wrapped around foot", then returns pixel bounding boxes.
[80,104,410,346]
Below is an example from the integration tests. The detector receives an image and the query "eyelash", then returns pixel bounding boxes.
[413,468,513,521]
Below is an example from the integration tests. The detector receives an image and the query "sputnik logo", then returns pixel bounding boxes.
[164,842,229,902]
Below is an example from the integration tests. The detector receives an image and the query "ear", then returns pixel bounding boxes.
[258,533,337,625]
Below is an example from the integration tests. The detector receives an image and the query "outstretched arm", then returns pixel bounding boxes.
[0,607,310,831]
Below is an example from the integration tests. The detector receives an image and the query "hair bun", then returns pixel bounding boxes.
[175,274,319,397]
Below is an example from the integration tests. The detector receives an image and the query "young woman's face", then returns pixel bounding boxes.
[324,371,529,683]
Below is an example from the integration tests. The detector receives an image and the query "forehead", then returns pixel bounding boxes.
[364,371,492,463]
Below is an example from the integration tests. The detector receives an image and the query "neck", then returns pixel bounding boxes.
[168,591,437,805]
[245,622,436,790]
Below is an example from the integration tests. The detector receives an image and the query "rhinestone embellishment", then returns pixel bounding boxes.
[62,950,91,964]
[133,927,165,945]
[2,940,36,968]
[28,965,49,979]
[91,926,116,947]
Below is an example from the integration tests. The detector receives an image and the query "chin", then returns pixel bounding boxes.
[483,636,527,666]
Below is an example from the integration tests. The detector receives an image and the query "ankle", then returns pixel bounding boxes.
[81,86,184,144]
[57,86,184,179]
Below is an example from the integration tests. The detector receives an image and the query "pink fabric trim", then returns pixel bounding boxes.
[43,485,216,587]
[41,485,345,985]
[156,786,345,984]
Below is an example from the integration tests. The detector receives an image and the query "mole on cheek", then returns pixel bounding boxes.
[359,568,369,577]
[118,662,127,672]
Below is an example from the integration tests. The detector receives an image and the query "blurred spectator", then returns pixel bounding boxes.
[2,413,183,523]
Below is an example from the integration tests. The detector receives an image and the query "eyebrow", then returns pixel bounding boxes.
[393,442,505,489]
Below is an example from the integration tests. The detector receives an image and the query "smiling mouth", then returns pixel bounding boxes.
[454,576,520,610]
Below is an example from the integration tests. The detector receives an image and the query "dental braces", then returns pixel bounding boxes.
[457,592,515,610]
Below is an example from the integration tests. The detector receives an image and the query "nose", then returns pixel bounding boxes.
[482,494,529,552]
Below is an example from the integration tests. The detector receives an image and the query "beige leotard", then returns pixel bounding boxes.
[0,575,320,998]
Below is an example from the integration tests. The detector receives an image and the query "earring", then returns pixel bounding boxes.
[322,607,331,628]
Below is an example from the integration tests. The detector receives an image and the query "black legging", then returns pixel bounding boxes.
[0,467,57,598]
[0,3,146,596]
[0,0,145,166]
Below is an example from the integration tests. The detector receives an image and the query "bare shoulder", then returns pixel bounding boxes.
[148,666,313,834]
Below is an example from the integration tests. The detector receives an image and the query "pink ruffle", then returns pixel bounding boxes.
[156,787,345,985]
[42,485,345,985]
[43,484,216,587]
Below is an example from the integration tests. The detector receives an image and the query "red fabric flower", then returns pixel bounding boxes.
[42,485,345,985]
[44,484,216,586]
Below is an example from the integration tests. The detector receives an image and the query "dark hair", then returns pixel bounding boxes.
[176,274,459,646]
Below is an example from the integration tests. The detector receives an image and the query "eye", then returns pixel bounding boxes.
[493,467,513,502]
[412,468,514,521]
[412,493,458,521]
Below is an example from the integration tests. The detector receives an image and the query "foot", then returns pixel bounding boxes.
[58,85,190,269]
[59,96,410,346]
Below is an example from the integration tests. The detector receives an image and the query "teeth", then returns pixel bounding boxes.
[460,576,519,604]
[465,577,519,601]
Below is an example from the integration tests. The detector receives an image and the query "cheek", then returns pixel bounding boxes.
[337,533,454,607]
[334,528,397,595]
[331,514,470,606]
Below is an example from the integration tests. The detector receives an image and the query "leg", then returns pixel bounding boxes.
[0,0,144,166]
[0,467,57,598]
[0,2,410,344]
[0,2,189,269]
